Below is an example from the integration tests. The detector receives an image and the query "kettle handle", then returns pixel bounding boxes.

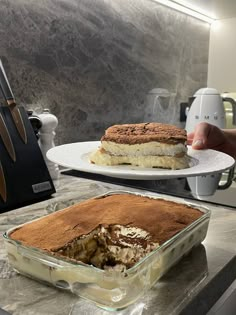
[217,166,235,190]
[223,97,236,125]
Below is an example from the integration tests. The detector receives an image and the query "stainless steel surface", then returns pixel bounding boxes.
[207,279,236,315]
[0,113,16,162]
[223,97,236,126]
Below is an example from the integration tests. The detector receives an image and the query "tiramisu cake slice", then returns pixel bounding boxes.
[90,123,189,169]
[9,193,203,271]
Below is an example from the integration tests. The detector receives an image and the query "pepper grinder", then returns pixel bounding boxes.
[38,109,59,180]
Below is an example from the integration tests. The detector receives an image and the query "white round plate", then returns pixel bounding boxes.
[47,141,235,180]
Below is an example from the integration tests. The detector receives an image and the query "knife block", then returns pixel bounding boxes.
[0,105,55,212]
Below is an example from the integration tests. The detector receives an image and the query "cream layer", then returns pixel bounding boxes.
[90,149,189,169]
[101,141,187,157]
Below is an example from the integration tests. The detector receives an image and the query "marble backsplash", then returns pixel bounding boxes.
[0,0,209,145]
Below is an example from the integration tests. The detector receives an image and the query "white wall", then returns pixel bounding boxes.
[208,17,236,92]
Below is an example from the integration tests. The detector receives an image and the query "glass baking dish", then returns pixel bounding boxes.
[3,190,211,311]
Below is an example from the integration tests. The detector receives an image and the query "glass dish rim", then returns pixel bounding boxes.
[3,190,211,274]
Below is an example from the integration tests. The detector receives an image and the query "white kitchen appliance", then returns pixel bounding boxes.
[185,87,236,199]
[185,88,236,133]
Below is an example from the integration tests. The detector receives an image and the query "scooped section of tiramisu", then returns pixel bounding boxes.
[90,123,189,169]
[55,224,158,270]
[9,193,203,271]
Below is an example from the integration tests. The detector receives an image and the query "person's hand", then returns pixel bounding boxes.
[187,122,236,159]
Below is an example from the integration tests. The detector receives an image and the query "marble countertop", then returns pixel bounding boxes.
[0,173,236,315]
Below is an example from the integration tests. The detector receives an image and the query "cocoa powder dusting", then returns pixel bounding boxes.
[10,194,203,251]
[101,123,187,144]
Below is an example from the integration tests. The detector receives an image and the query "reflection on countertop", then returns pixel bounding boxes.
[0,173,236,315]
[62,169,236,209]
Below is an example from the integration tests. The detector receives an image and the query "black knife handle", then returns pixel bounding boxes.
[0,59,15,101]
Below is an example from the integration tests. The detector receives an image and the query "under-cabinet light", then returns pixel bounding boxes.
[152,0,215,24]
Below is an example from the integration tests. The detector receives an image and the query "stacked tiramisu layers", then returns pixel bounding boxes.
[90,123,189,169]
[10,193,202,270]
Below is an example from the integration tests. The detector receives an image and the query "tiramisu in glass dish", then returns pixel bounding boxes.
[3,191,210,310]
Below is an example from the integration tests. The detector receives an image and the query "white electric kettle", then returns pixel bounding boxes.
[186,87,236,133]
[185,87,236,199]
